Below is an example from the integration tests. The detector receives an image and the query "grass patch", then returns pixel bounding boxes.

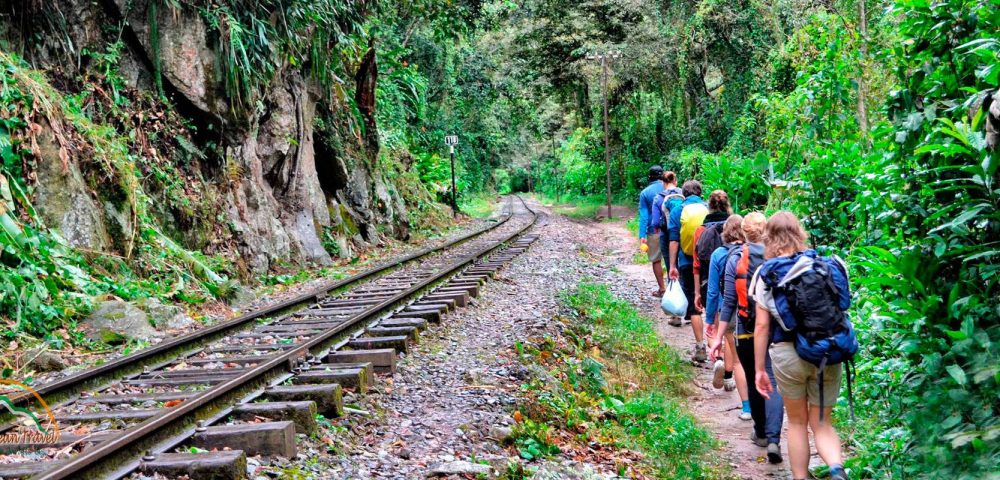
[459,191,498,218]
[625,217,639,235]
[532,192,629,219]
[509,282,731,478]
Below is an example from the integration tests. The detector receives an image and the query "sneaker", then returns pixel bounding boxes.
[667,316,683,327]
[767,443,782,464]
[739,411,753,421]
[693,344,708,363]
[750,431,767,447]
[723,377,736,391]
[652,289,665,298]
[711,360,725,389]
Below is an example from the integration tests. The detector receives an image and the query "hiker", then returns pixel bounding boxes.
[650,171,684,303]
[637,165,666,297]
[667,180,708,361]
[703,214,753,423]
[709,212,784,463]
[693,190,733,315]
[752,212,855,480]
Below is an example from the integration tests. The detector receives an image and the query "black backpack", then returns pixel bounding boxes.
[694,221,726,268]
[761,252,859,422]
[782,260,850,341]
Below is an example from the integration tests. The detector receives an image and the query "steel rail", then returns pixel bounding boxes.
[6,198,515,411]
[34,196,538,479]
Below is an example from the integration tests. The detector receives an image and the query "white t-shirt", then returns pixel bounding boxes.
[749,268,781,319]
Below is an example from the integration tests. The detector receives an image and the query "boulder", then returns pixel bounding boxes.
[19,347,68,372]
[81,300,159,343]
[137,297,195,331]
[426,461,493,478]
[488,425,514,443]
[531,461,615,480]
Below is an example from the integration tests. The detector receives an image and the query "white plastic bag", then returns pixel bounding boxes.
[660,280,688,317]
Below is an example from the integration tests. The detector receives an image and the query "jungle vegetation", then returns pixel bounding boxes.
[451,1,996,478]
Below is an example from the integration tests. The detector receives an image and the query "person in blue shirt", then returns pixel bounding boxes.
[637,165,666,296]
[704,214,753,422]
[667,180,708,360]
[651,171,683,274]
[710,212,785,463]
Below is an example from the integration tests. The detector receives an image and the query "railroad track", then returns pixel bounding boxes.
[0,196,544,480]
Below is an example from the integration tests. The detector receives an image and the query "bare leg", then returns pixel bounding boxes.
[726,333,748,401]
[652,260,665,293]
[808,405,844,468]
[691,314,703,343]
[784,396,810,479]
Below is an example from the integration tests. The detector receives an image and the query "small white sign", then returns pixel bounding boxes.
[444,135,458,146]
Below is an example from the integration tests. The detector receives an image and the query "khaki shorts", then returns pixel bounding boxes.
[647,232,663,262]
[769,342,842,407]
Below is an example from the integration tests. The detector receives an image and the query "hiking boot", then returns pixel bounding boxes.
[738,411,753,421]
[652,289,665,298]
[723,377,737,391]
[767,443,782,464]
[693,344,708,363]
[751,431,767,447]
[829,466,849,480]
[711,360,725,389]
[667,316,683,327]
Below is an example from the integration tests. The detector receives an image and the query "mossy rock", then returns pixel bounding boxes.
[336,205,360,236]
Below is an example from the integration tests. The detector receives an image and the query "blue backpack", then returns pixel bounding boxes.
[657,188,685,229]
[759,249,858,420]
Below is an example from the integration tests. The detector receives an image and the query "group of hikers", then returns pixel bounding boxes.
[637,166,857,480]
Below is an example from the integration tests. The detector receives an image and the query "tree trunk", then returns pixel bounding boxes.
[856,0,870,147]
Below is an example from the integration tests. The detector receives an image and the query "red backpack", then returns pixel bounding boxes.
[733,243,765,330]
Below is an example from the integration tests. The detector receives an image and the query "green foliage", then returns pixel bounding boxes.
[563,283,694,396]
[511,419,561,460]
[534,192,616,219]
[513,282,727,478]
[839,1,999,477]
[458,192,496,219]
[0,52,233,340]
[165,0,368,110]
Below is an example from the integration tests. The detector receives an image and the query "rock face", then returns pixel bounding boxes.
[81,300,160,343]
[32,121,111,251]
[3,0,414,274]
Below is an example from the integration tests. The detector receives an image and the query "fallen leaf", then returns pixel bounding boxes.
[163,399,184,408]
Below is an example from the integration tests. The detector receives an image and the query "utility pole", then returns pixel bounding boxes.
[445,135,459,217]
[587,50,621,219]
[551,138,558,203]
[528,159,533,194]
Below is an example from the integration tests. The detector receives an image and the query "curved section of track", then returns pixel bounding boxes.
[1,196,542,480]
